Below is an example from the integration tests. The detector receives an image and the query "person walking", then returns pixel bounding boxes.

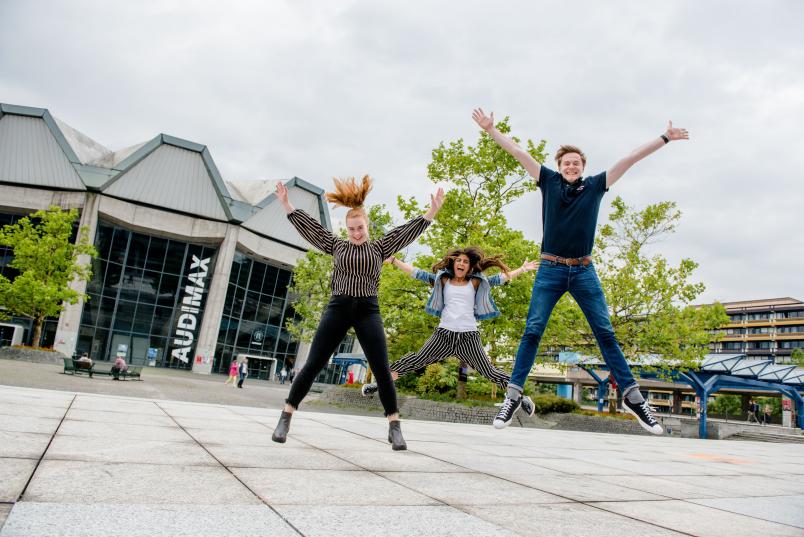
[224,358,239,387]
[237,357,248,388]
[473,107,688,433]
[270,176,443,450]
[279,367,288,385]
[362,247,539,420]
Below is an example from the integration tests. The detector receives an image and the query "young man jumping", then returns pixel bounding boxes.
[472,108,689,434]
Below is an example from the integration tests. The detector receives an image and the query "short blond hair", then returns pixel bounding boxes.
[326,175,372,221]
[555,145,586,167]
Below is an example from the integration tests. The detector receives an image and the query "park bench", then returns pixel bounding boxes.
[63,357,94,377]
[92,363,143,381]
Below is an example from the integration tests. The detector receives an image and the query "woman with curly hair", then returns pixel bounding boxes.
[271,175,444,450]
[361,246,539,426]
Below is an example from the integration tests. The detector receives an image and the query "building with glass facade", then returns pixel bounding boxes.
[0,103,331,377]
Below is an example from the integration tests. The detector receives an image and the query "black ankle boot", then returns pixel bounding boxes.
[387,420,407,451]
[272,411,293,443]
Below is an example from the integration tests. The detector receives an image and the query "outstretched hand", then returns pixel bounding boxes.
[665,121,689,141]
[521,259,540,272]
[424,188,445,220]
[472,108,494,132]
[275,181,289,203]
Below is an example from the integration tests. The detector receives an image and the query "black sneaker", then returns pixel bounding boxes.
[520,395,535,417]
[361,383,378,397]
[623,399,663,435]
[493,396,521,429]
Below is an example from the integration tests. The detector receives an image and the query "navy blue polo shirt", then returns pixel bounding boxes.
[537,166,608,259]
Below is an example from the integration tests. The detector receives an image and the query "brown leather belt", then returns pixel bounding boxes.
[540,253,592,266]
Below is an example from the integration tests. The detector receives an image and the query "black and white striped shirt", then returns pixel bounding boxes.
[287,209,430,297]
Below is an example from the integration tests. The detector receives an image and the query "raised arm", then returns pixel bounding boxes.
[385,256,415,275]
[376,188,444,258]
[472,108,541,180]
[275,182,296,214]
[501,259,540,283]
[276,181,336,254]
[606,121,689,188]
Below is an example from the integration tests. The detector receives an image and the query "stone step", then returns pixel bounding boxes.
[729,431,804,444]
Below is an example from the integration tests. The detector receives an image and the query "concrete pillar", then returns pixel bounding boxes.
[573,382,583,404]
[294,341,311,373]
[53,193,100,358]
[192,224,239,374]
[672,390,683,415]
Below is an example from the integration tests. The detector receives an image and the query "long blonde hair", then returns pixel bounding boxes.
[326,175,372,221]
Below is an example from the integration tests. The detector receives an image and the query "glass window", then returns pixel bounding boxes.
[133,303,154,334]
[275,270,291,297]
[254,298,272,325]
[138,270,160,303]
[268,299,284,326]
[158,274,180,306]
[92,328,109,361]
[163,242,186,275]
[145,237,168,272]
[109,227,129,264]
[223,283,236,316]
[81,293,101,327]
[94,223,115,260]
[127,234,150,269]
[103,262,123,296]
[97,297,117,327]
[151,306,175,337]
[113,300,136,331]
[86,258,106,295]
[120,265,144,301]
[241,291,260,321]
[236,259,252,288]
[262,265,278,295]
[77,325,95,357]
[250,263,266,292]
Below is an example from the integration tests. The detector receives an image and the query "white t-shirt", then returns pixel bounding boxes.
[438,280,478,332]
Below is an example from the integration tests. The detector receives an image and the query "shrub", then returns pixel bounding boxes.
[532,394,579,414]
[416,363,457,398]
[466,376,495,399]
[395,372,419,393]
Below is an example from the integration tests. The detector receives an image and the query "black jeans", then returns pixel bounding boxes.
[286,295,398,416]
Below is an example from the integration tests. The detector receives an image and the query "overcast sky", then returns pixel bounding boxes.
[2,1,803,305]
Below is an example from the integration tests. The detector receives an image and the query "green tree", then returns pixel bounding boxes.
[539,197,728,370]
[708,394,741,416]
[0,206,96,346]
[790,348,804,367]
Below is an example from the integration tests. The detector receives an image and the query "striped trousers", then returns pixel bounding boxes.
[391,327,510,389]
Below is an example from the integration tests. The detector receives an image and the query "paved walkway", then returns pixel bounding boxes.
[1,385,803,536]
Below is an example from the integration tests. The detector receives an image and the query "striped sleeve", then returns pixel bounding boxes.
[376,216,430,259]
[287,210,336,254]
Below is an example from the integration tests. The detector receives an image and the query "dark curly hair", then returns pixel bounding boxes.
[431,246,510,277]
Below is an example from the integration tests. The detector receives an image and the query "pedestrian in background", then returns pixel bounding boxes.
[237,358,248,388]
[224,358,239,387]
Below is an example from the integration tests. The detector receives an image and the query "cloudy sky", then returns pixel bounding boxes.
[2,1,803,305]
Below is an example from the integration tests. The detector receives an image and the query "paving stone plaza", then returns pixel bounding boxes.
[1,383,803,537]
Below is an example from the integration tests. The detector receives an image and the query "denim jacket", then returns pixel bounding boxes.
[413,268,506,321]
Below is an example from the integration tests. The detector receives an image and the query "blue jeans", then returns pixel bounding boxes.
[509,260,637,394]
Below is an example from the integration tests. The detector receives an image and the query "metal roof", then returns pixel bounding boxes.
[0,106,85,190]
[0,103,331,235]
[242,177,331,249]
[578,353,804,387]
